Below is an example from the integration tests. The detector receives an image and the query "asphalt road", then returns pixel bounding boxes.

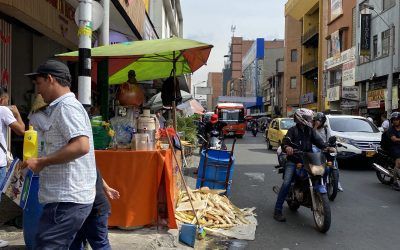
[219,132,400,250]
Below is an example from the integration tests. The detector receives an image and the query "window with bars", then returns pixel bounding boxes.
[290,77,297,89]
[382,29,390,56]
[373,35,378,58]
[291,49,298,62]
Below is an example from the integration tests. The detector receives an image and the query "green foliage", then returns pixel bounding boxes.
[177,114,198,145]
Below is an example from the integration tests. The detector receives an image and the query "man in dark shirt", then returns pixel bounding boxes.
[273,109,328,222]
[70,169,120,250]
[386,112,400,190]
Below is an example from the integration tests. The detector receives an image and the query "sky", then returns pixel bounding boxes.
[180,0,286,96]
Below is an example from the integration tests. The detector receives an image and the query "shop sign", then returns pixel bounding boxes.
[331,30,341,59]
[342,59,356,86]
[300,93,315,105]
[360,14,371,56]
[367,89,385,102]
[324,47,355,70]
[331,0,343,21]
[367,89,384,109]
[385,87,399,111]
[341,99,359,109]
[327,86,341,102]
[342,86,359,101]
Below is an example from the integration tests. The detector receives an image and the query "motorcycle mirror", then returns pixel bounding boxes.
[328,136,337,144]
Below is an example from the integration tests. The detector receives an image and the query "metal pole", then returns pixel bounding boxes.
[100,0,110,46]
[78,0,93,106]
[387,24,394,118]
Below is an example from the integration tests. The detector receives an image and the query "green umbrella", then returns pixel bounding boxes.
[56,37,213,84]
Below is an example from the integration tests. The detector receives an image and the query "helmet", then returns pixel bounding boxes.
[313,112,327,126]
[294,108,314,128]
[210,114,218,124]
[390,112,400,122]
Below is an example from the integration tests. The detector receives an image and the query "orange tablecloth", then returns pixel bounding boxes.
[95,149,177,229]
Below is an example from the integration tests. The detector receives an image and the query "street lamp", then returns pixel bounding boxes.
[193,80,206,100]
[362,3,395,118]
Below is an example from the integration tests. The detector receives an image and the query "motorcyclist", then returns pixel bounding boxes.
[273,108,332,222]
[204,114,227,142]
[386,112,400,190]
[313,112,343,192]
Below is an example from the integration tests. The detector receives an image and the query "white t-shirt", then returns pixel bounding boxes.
[382,120,390,130]
[0,106,16,167]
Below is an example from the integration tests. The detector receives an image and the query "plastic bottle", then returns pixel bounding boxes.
[23,126,38,161]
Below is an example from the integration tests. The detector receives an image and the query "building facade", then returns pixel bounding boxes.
[323,0,357,113]
[355,0,399,121]
[223,36,253,97]
[262,40,285,116]
[207,72,223,111]
[149,0,183,38]
[286,0,323,112]
[283,15,302,116]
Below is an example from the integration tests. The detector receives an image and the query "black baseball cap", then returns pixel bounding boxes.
[25,59,71,80]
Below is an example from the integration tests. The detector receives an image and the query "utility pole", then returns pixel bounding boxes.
[78,0,93,106]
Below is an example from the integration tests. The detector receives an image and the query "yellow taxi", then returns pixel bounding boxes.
[266,118,295,150]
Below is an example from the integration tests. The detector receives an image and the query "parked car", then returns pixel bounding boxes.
[266,118,295,150]
[325,115,382,160]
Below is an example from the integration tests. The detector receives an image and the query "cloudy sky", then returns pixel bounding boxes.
[181,0,285,93]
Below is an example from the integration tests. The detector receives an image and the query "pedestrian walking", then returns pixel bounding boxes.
[0,87,25,248]
[23,59,97,249]
[70,170,120,250]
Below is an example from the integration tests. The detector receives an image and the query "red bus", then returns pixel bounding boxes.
[215,103,246,138]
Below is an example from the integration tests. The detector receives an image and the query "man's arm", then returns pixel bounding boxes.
[312,129,327,149]
[9,106,25,136]
[390,135,400,143]
[24,136,89,173]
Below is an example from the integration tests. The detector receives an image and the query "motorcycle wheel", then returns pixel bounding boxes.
[266,139,273,150]
[376,170,394,185]
[327,169,339,201]
[312,193,331,233]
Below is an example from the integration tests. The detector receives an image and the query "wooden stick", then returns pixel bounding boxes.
[166,132,201,227]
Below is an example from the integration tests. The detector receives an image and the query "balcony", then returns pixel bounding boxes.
[302,26,319,47]
[285,0,319,20]
[301,59,318,76]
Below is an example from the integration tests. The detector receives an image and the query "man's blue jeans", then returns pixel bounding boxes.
[35,202,93,250]
[274,161,296,213]
[0,166,6,203]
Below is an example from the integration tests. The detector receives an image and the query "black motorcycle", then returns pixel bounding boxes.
[198,129,226,151]
[324,136,346,201]
[251,125,258,137]
[372,147,395,185]
[274,138,331,233]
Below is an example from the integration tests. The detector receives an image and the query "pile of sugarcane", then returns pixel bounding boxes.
[175,187,256,229]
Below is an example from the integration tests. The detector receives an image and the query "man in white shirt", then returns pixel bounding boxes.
[24,60,96,249]
[0,88,25,248]
[381,114,390,132]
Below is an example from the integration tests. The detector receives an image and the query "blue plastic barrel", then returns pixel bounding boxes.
[23,175,43,250]
[196,149,235,195]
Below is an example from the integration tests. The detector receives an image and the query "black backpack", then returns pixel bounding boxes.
[380,131,391,151]
[161,76,182,107]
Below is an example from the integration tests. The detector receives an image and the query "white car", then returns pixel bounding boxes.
[325,115,382,160]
